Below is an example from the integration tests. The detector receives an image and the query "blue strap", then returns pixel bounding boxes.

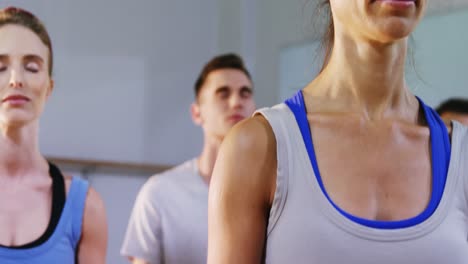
[417,96,451,220]
[69,177,89,248]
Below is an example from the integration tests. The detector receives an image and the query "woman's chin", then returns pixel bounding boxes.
[0,114,36,129]
[370,19,417,43]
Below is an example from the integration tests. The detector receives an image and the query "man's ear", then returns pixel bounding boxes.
[191,102,203,126]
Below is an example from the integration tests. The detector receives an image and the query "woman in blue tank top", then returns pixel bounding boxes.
[208,0,468,263]
[0,7,107,263]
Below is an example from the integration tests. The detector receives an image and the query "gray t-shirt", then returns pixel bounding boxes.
[121,159,208,264]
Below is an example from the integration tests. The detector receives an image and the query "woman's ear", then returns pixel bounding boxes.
[46,78,54,98]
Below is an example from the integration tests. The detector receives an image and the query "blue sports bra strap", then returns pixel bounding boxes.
[417,97,451,181]
[69,177,89,249]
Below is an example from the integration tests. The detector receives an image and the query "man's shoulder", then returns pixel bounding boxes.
[142,159,198,194]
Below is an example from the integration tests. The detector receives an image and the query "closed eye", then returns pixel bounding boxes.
[239,86,253,98]
[215,86,230,99]
[25,62,39,73]
[23,55,44,73]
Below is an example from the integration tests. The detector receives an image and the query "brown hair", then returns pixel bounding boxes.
[194,53,252,98]
[0,7,53,76]
[436,98,468,115]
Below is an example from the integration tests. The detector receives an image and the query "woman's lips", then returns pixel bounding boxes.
[2,95,30,105]
[375,0,416,8]
[227,114,245,123]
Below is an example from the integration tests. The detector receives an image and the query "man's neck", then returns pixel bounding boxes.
[197,136,223,185]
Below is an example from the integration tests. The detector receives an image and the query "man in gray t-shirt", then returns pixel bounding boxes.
[121,54,256,264]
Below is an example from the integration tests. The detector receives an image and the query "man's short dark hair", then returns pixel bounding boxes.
[436,98,468,115]
[194,53,252,98]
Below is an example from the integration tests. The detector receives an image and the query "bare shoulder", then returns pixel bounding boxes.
[207,115,277,263]
[223,115,277,173]
[78,178,108,263]
[84,186,106,215]
[212,115,277,204]
[62,174,106,230]
[229,115,276,151]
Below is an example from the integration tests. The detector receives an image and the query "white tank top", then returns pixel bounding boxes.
[256,94,468,264]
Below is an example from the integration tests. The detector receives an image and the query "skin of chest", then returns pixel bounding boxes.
[0,178,52,246]
[309,114,432,221]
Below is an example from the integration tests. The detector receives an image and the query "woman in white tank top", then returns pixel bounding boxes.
[207,0,468,263]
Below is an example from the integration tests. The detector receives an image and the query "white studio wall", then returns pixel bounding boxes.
[0,1,220,263]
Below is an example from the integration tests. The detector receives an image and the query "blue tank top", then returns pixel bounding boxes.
[0,177,89,264]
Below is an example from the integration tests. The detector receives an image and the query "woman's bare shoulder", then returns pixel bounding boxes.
[211,115,278,205]
[226,115,277,164]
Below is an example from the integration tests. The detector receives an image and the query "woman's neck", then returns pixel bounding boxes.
[308,31,418,122]
[0,121,46,179]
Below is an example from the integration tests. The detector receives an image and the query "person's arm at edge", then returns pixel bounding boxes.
[207,115,277,264]
[77,187,108,264]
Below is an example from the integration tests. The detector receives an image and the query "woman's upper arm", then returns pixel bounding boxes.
[77,187,108,264]
[207,116,277,264]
